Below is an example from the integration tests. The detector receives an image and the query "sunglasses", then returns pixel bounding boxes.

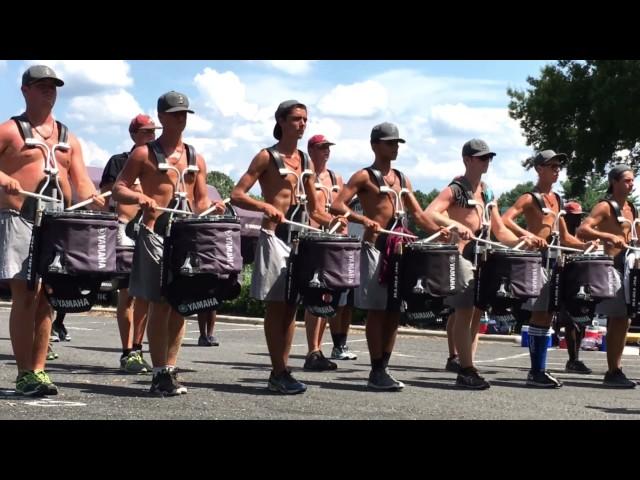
[543,163,562,171]
[476,154,494,162]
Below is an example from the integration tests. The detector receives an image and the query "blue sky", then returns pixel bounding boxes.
[0,60,557,195]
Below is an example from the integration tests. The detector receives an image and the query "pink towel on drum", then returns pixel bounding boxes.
[377,225,415,285]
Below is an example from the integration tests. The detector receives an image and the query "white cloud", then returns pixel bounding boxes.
[77,137,111,168]
[0,61,7,72]
[317,81,388,117]
[185,113,214,134]
[259,61,315,75]
[67,89,143,125]
[194,68,259,119]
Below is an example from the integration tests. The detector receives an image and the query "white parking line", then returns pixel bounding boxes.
[476,352,530,363]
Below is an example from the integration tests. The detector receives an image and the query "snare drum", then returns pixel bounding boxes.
[37,210,118,277]
[162,215,243,316]
[35,210,118,312]
[560,254,615,316]
[291,232,361,316]
[475,249,543,314]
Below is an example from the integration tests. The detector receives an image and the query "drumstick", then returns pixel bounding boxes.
[378,228,417,239]
[66,191,112,211]
[198,198,230,217]
[19,190,59,203]
[328,211,351,234]
[281,218,323,232]
[547,244,584,253]
[157,206,194,215]
[422,224,457,243]
[584,244,597,254]
[471,236,510,249]
[512,240,527,250]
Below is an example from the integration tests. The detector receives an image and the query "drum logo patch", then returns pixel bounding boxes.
[224,230,235,268]
[97,227,107,269]
[449,255,456,291]
[347,251,356,284]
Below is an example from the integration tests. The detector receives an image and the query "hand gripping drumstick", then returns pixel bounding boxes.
[328,211,351,234]
[420,224,457,244]
[198,198,230,217]
[66,191,112,211]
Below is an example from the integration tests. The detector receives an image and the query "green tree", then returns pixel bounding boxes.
[408,188,439,237]
[206,171,235,199]
[508,60,640,198]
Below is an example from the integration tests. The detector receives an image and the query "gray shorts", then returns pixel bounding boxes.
[596,267,626,318]
[117,220,135,248]
[523,266,550,312]
[128,224,164,302]
[0,209,33,281]
[250,229,291,302]
[354,242,389,311]
[444,256,476,310]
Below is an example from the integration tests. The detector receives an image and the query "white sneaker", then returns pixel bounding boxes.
[331,345,357,360]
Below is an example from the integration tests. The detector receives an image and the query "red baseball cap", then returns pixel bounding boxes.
[128,114,162,134]
[564,201,583,214]
[308,134,335,149]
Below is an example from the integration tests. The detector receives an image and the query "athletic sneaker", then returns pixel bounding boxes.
[150,370,188,396]
[445,355,461,373]
[456,369,490,390]
[121,351,148,374]
[367,368,405,391]
[208,335,219,346]
[304,351,338,371]
[565,360,592,374]
[268,369,307,394]
[47,343,59,361]
[603,369,637,389]
[331,345,357,360]
[527,370,563,388]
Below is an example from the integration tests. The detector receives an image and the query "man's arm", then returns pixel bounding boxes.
[112,146,157,212]
[577,202,626,248]
[424,187,472,239]
[67,133,105,209]
[559,217,592,249]
[0,123,23,194]
[330,170,380,231]
[193,154,224,215]
[491,202,543,249]
[230,150,282,223]
[501,194,535,238]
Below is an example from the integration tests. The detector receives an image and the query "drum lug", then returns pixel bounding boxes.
[48,251,64,273]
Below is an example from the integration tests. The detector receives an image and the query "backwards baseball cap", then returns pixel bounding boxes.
[273,99,307,140]
[308,134,335,149]
[533,149,567,166]
[128,114,162,134]
[607,164,634,194]
[564,201,583,214]
[608,164,633,183]
[22,65,64,87]
[462,139,495,157]
[157,91,194,114]
[370,122,406,143]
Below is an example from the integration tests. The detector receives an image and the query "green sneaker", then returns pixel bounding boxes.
[15,371,48,397]
[123,351,148,374]
[136,351,153,372]
[33,370,58,396]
